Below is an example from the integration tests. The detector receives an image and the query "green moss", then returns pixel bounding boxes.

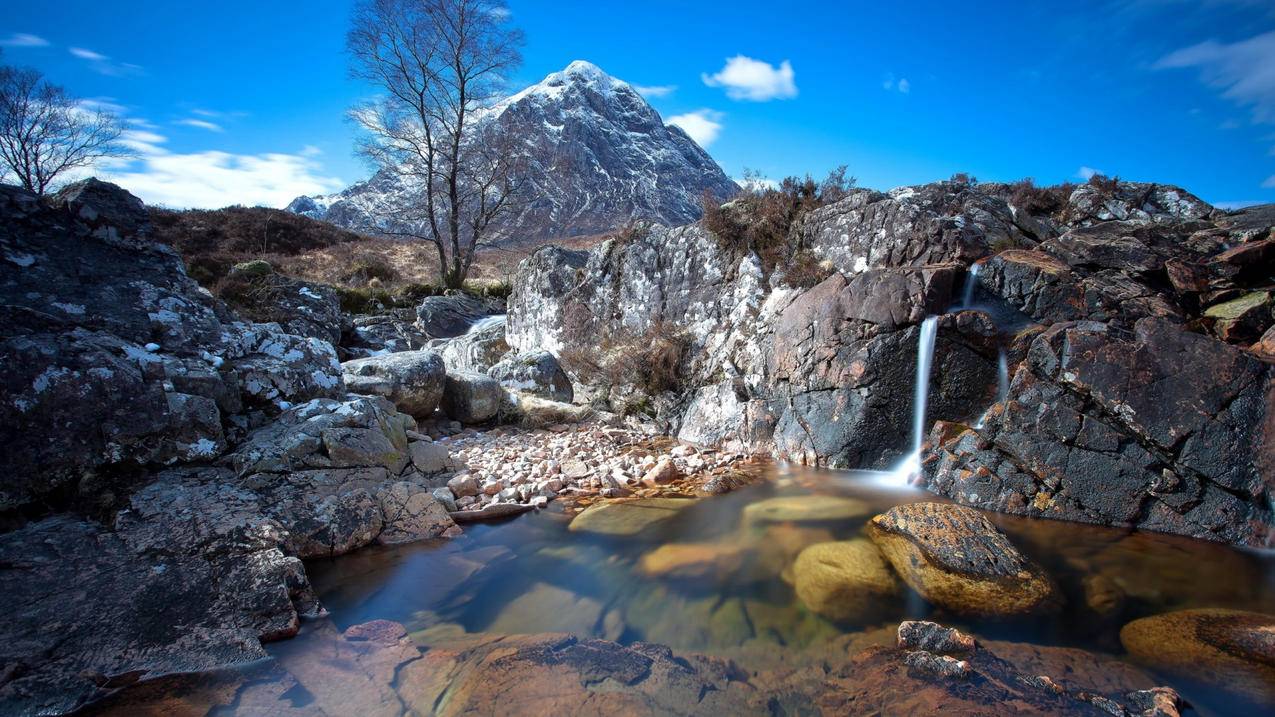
[230,259,274,277]
[1204,291,1270,320]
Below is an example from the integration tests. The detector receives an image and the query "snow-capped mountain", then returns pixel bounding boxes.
[287,61,738,244]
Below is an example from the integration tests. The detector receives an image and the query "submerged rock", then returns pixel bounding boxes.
[638,541,751,581]
[567,497,697,536]
[1120,608,1275,707]
[741,495,872,527]
[791,539,900,622]
[867,503,1059,617]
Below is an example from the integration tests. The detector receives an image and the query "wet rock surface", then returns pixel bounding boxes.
[867,502,1059,617]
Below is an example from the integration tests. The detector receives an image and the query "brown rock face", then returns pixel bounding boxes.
[1120,608,1275,708]
[867,502,1059,617]
[924,317,1275,546]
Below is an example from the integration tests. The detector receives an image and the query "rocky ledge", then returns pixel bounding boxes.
[508,178,1275,547]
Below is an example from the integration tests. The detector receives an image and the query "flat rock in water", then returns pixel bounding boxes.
[637,542,751,581]
[485,582,618,639]
[449,502,534,523]
[568,497,697,536]
[1120,608,1275,707]
[741,495,872,527]
[867,502,1059,617]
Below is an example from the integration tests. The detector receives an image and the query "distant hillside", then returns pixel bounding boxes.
[288,60,739,245]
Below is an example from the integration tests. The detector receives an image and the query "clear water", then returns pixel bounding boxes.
[300,466,1275,716]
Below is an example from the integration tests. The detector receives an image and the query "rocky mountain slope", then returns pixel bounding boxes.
[508,177,1275,547]
[287,61,738,244]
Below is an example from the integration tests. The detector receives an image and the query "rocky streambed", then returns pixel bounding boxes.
[3,176,1275,715]
[82,467,1275,716]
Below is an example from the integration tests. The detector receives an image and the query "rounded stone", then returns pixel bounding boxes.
[741,495,872,528]
[791,539,900,622]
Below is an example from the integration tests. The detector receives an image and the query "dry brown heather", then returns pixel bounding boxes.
[148,204,609,296]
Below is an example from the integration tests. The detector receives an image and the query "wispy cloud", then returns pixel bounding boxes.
[68,46,143,77]
[667,109,724,147]
[702,56,797,101]
[1154,31,1275,123]
[1077,166,1103,180]
[883,74,911,94]
[1263,175,1275,188]
[633,84,677,99]
[0,33,49,48]
[176,118,224,133]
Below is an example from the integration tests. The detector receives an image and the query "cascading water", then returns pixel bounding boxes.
[464,314,507,335]
[960,262,981,308]
[886,315,939,485]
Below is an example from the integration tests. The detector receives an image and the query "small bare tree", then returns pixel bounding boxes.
[0,60,129,195]
[348,0,523,289]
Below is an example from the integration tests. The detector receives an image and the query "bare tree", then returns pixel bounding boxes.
[348,0,523,289]
[0,60,129,195]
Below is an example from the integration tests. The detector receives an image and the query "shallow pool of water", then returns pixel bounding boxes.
[297,465,1275,715]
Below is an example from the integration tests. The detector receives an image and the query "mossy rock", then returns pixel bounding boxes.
[230,259,274,277]
[1204,291,1270,320]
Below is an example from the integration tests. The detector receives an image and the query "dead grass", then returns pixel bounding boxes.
[559,320,691,395]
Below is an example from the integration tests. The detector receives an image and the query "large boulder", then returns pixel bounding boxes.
[866,502,1059,617]
[441,371,504,424]
[488,350,573,402]
[342,350,446,417]
[1066,180,1215,226]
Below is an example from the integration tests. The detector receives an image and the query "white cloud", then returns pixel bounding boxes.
[0,33,49,47]
[1154,31,1275,122]
[1077,166,1103,180]
[98,127,344,209]
[68,46,142,77]
[1263,175,1275,188]
[177,118,224,132]
[633,84,677,98]
[702,56,797,101]
[883,74,911,93]
[191,108,221,118]
[667,109,724,147]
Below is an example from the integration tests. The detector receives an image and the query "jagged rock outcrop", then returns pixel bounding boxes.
[289,61,738,244]
[508,176,1274,545]
[0,181,345,512]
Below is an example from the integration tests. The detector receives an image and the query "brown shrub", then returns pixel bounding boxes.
[701,166,856,274]
[1008,178,1075,216]
[213,271,297,324]
[1087,173,1121,196]
[560,320,691,395]
[782,251,834,288]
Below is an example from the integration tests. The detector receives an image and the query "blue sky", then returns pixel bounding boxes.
[3,0,1274,208]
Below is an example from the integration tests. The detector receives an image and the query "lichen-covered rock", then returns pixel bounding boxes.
[867,503,1059,617]
[0,182,344,511]
[441,371,504,424]
[791,540,900,622]
[489,349,573,402]
[342,310,432,358]
[342,350,446,417]
[1066,180,1214,226]
[1120,608,1275,707]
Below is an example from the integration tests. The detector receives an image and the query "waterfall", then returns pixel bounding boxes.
[464,314,507,335]
[960,263,981,308]
[887,315,940,485]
